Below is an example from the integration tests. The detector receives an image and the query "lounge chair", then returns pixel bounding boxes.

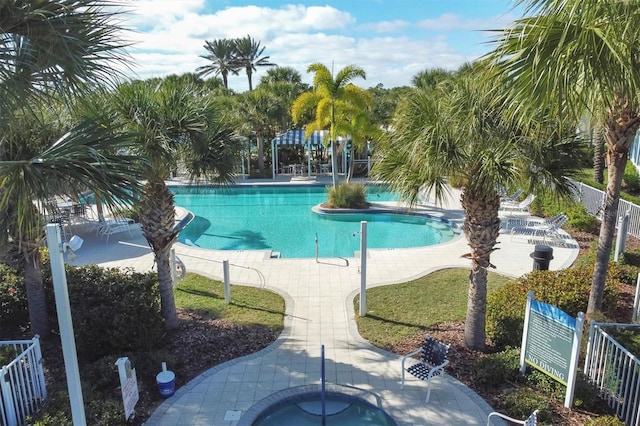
[505,212,567,230]
[500,189,523,204]
[511,215,568,242]
[401,336,450,403]
[500,194,536,212]
[98,218,135,243]
[487,409,538,425]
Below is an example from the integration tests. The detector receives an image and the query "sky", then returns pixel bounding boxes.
[120,0,521,92]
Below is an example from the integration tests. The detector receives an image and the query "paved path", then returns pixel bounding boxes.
[70,186,579,425]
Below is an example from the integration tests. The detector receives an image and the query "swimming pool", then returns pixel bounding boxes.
[173,185,457,258]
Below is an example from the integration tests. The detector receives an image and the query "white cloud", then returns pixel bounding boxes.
[358,20,410,34]
[417,12,517,32]
[116,4,507,91]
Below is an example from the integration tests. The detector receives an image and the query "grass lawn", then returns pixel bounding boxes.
[354,268,512,350]
[174,272,285,330]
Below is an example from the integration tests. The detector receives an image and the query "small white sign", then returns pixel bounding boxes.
[115,357,139,421]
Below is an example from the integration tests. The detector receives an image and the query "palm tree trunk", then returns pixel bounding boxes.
[593,126,605,184]
[588,97,640,314]
[330,142,338,187]
[22,244,49,337]
[140,180,179,330]
[461,189,501,351]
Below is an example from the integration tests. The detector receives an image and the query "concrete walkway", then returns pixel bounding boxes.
[69,185,579,425]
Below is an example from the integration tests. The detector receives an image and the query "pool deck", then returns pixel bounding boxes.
[69,177,580,425]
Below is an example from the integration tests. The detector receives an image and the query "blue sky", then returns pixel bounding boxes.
[122,1,520,92]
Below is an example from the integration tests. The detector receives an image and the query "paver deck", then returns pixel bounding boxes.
[69,182,579,425]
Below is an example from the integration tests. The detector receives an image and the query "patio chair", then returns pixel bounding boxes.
[98,218,135,243]
[401,336,450,403]
[487,409,538,426]
[500,194,536,212]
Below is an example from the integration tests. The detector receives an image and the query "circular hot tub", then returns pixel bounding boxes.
[240,384,397,426]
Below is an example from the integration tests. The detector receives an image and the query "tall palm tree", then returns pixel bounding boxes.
[233,35,276,91]
[0,0,136,337]
[485,0,640,314]
[111,77,241,330]
[197,38,240,90]
[373,72,582,350]
[259,67,307,133]
[291,63,371,187]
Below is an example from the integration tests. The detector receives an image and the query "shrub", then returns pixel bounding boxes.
[487,267,618,349]
[585,415,625,426]
[497,388,553,423]
[0,263,28,335]
[529,193,597,233]
[326,182,369,209]
[44,265,164,362]
[623,161,640,192]
[473,347,521,389]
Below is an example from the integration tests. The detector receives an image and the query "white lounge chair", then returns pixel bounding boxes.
[511,215,568,242]
[506,212,567,230]
[500,189,523,204]
[487,409,538,425]
[98,218,135,243]
[500,194,536,212]
[401,336,450,403]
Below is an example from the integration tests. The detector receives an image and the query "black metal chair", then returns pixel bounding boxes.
[401,336,450,403]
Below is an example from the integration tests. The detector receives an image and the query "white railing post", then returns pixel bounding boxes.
[584,320,597,375]
[33,336,47,400]
[359,221,368,317]
[633,273,640,323]
[565,312,584,408]
[0,365,18,426]
[223,260,230,304]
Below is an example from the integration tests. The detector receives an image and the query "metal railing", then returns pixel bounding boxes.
[570,180,640,238]
[0,337,47,426]
[584,322,640,425]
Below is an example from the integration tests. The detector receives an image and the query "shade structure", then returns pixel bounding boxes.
[271,129,348,178]
[271,129,329,147]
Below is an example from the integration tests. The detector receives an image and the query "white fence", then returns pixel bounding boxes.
[570,180,640,238]
[584,322,640,426]
[0,337,47,426]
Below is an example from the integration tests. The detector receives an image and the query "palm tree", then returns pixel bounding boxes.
[259,67,307,133]
[233,35,277,91]
[234,88,279,173]
[111,77,241,330]
[0,101,146,337]
[0,0,135,337]
[485,0,640,314]
[411,68,452,89]
[291,63,371,187]
[197,39,240,90]
[373,72,582,350]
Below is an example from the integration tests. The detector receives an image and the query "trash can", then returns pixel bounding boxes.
[156,362,175,398]
[530,245,553,270]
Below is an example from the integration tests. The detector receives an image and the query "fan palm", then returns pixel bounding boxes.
[485,0,640,314]
[0,0,135,337]
[197,38,240,90]
[0,101,145,337]
[373,72,582,350]
[233,35,276,91]
[291,63,371,188]
[110,78,241,330]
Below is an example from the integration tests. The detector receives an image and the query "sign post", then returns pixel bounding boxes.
[520,291,584,408]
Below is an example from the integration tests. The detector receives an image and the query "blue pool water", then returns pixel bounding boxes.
[173,185,456,258]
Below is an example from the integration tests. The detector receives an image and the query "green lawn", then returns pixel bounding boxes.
[354,268,513,350]
[174,273,286,331]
